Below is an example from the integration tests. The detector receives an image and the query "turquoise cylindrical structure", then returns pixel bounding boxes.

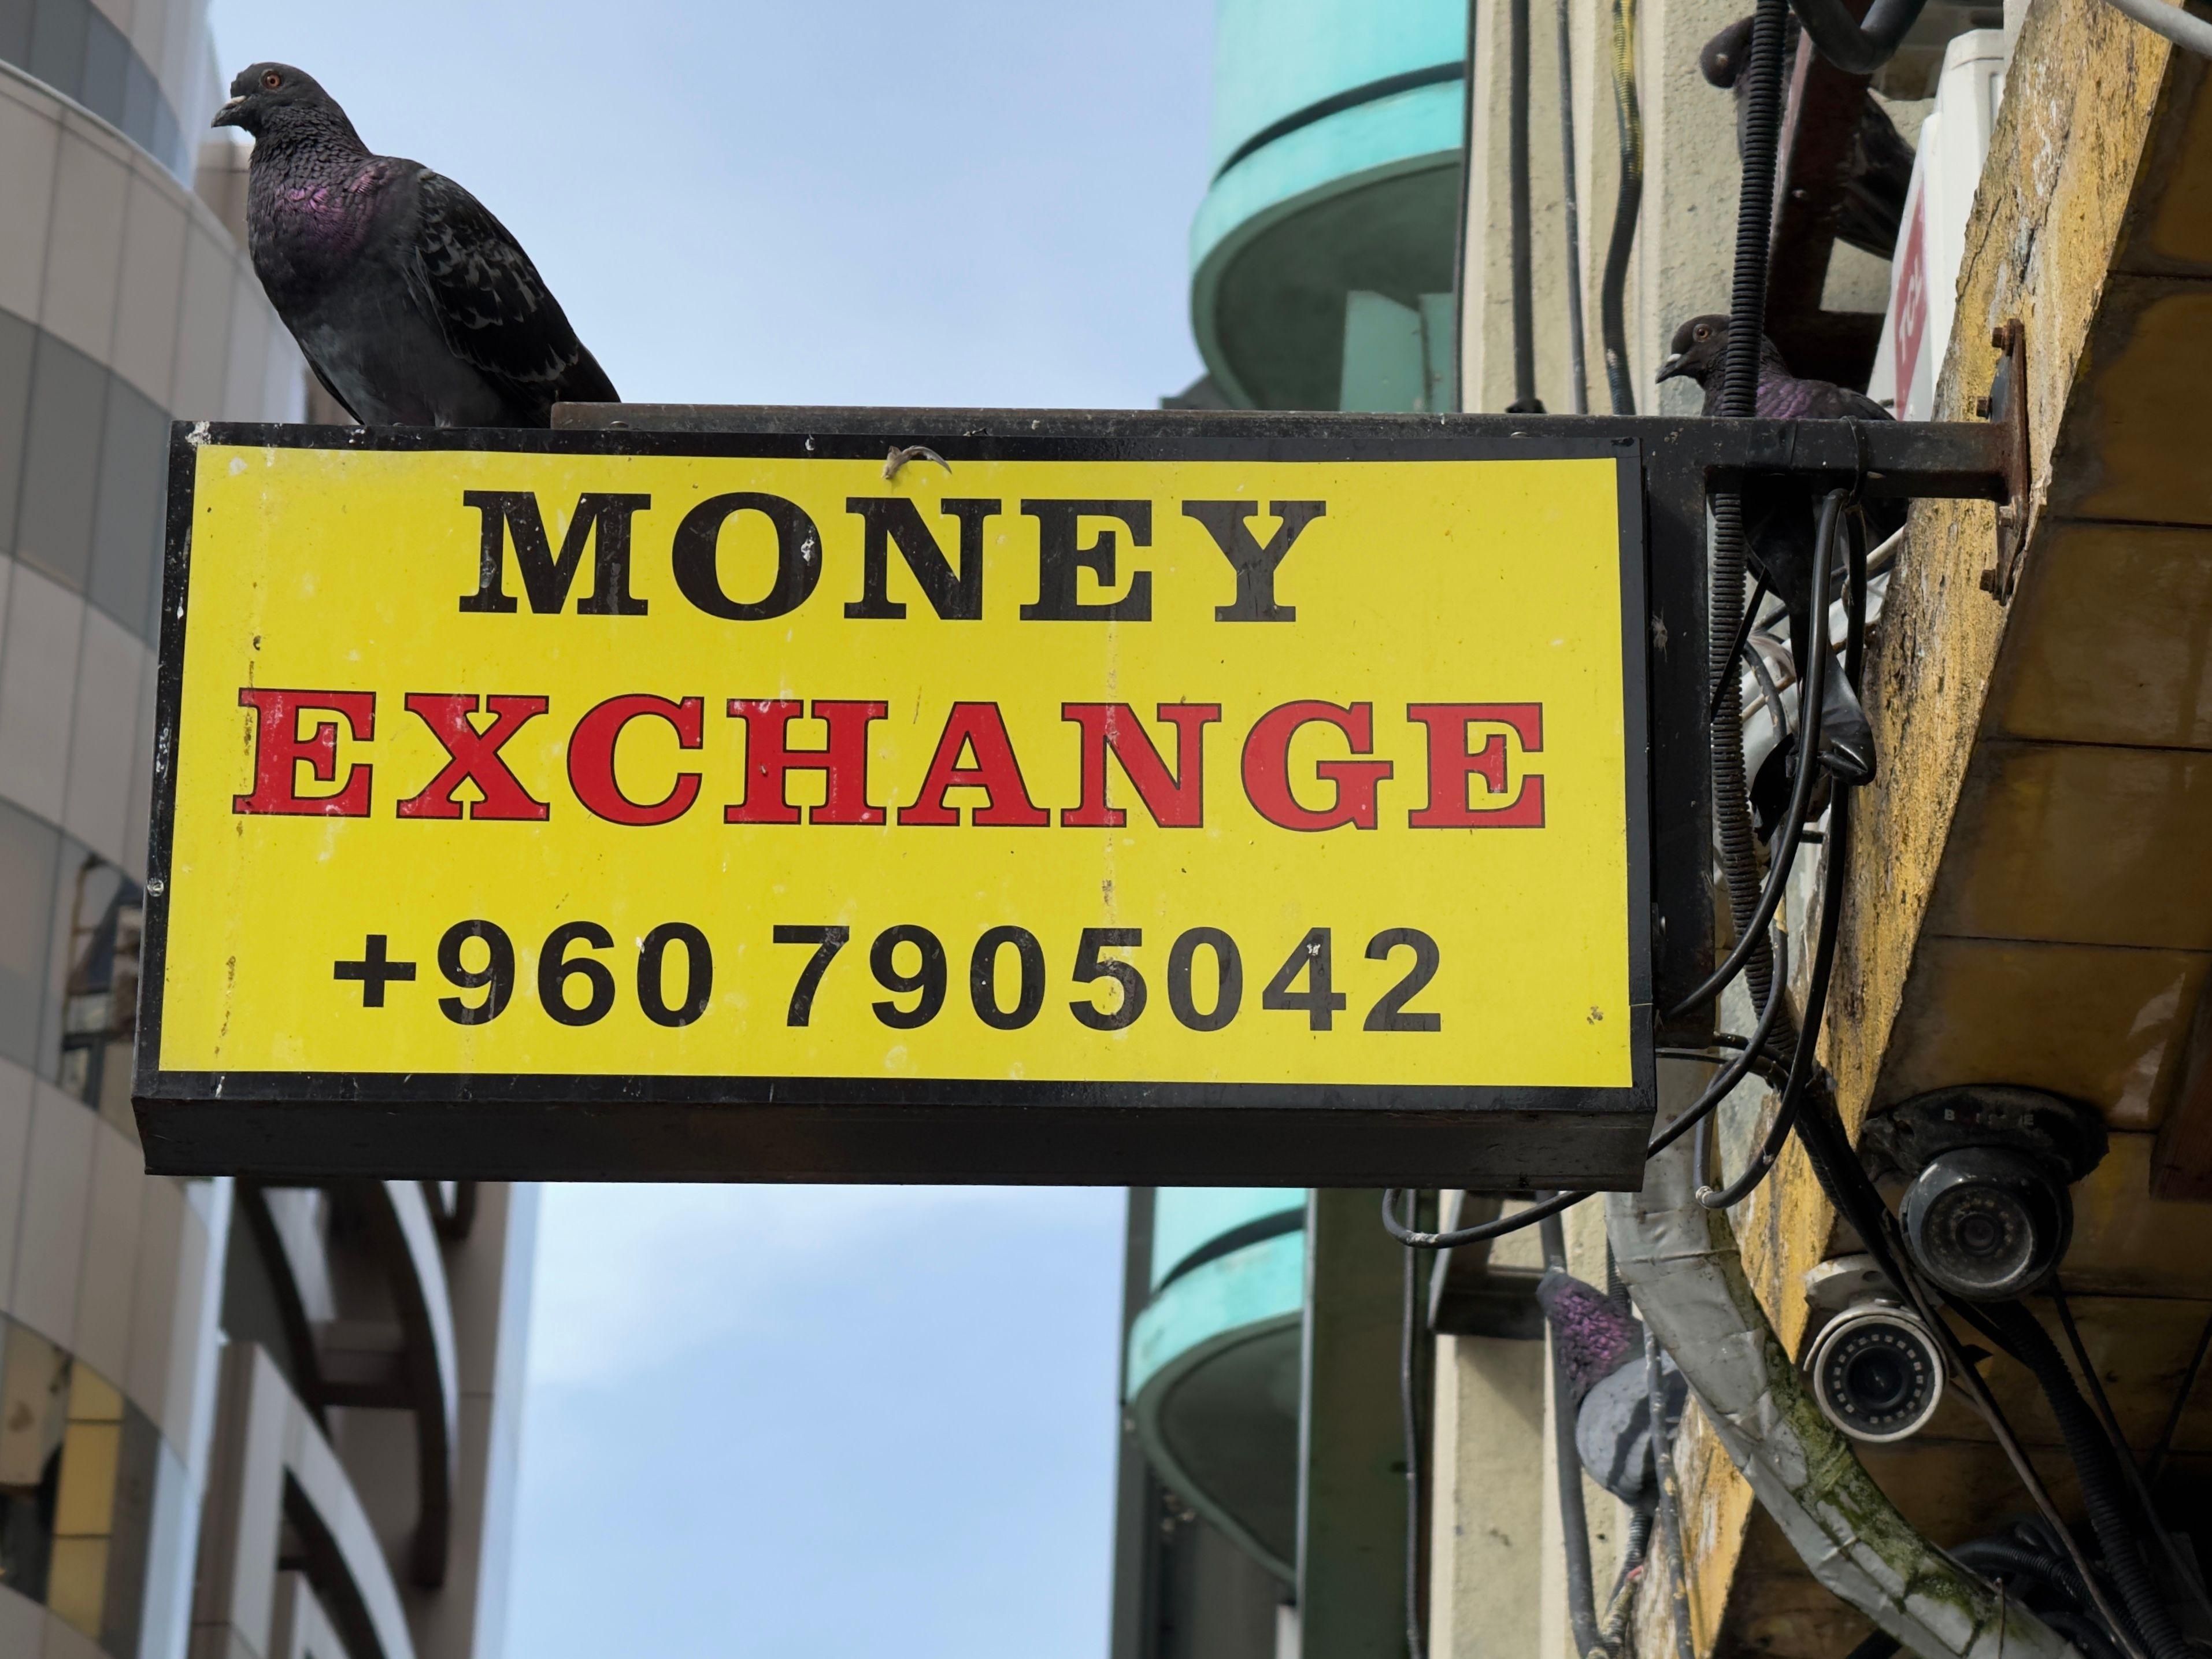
[1125,1188,1307,1580]
[1191,0,1469,410]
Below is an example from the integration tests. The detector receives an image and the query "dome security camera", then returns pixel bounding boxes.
[1863,1087,2106,1304]
[1803,1255,1946,1443]
[1900,1145,2071,1301]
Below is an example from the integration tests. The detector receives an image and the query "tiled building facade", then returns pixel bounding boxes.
[0,8,534,1659]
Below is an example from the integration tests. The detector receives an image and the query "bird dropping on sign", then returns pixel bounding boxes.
[134,419,1654,1186]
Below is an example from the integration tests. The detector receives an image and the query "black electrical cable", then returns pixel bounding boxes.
[1400,1191,1428,1659]
[1707,572,1774,721]
[1697,492,1861,1214]
[2044,1609,2130,1659]
[2053,1281,2146,1481]
[1663,1044,1796,1097]
[1655,1042,1792,1093]
[1950,1535,2129,1659]
[1648,927,1791,1160]
[1555,0,1589,412]
[1705,488,1767,1017]
[1961,1530,2109,1628]
[1540,1210,1605,1659]
[1385,993,1793,1250]
[1982,1301,2191,1659]
[1722,0,1788,419]
[1843,505,1869,686]
[1881,1254,2152,1659]
[1508,0,1542,412]
[2147,1303,2212,1486]
[1743,773,2162,1659]
[2051,1282,2212,1631]
[1784,0,1934,74]
[1740,634,1790,762]
[1599,1499,1655,1652]
[1666,490,1842,1022]
[1696,783,1845,1210]
[1697,0,1791,1046]
[1385,1185,1584,1249]
[1598,0,1642,415]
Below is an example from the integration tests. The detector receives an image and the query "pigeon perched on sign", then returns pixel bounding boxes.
[1658,314,1890,784]
[1658,313,1892,424]
[213,64,617,428]
[1536,1268,1688,1504]
[1700,15,1917,261]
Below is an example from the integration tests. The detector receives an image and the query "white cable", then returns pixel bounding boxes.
[2095,0,2212,57]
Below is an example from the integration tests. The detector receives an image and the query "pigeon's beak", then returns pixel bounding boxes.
[1656,352,1687,383]
[212,97,245,129]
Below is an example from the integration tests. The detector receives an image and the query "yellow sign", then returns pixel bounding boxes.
[136,421,1650,1182]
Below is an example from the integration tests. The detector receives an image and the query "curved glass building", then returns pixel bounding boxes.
[1125,1187,1305,1582]
[0,12,531,1659]
[1187,0,1468,411]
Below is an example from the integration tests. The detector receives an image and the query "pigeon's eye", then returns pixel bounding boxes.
[1694,325,1710,340]
[262,70,282,90]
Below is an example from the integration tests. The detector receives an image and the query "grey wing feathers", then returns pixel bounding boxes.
[402,169,616,421]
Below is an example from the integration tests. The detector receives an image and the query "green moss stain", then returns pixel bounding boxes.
[1696,1206,2013,1645]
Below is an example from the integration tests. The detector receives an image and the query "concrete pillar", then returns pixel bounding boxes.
[1631,0,1746,410]
[1461,0,1744,414]
[1425,1334,1544,1659]
[1296,1190,1415,1659]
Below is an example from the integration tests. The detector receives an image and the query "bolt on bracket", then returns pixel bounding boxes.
[1976,320,2032,600]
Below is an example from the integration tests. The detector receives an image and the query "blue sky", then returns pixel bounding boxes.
[206,1,1212,409]
[203,2,1216,1652]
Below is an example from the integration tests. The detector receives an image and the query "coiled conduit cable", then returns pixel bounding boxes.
[1698,0,1793,1105]
[1981,1302,2192,1659]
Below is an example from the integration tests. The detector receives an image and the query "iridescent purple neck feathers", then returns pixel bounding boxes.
[1536,1268,1644,1407]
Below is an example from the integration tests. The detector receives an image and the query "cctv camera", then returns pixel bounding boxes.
[1862,1087,2106,1304]
[1802,1255,1945,1443]
[1900,1145,2071,1301]
[1810,1303,1946,1442]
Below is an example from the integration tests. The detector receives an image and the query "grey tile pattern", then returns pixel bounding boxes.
[0,794,61,1065]
[3,0,187,179]
[0,320,192,647]
[0,82,60,320]
[71,1116,143,1382]
[168,224,235,420]
[87,374,162,632]
[0,1057,31,1313]
[63,606,142,866]
[38,124,127,362]
[10,1080,94,1348]
[0,0,32,68]
[15,335,107,592]
[108,172,181,405]
[0,562,87,819]
[0,309,33,561]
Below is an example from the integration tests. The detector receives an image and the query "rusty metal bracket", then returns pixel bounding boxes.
[1977,319,2032,599]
